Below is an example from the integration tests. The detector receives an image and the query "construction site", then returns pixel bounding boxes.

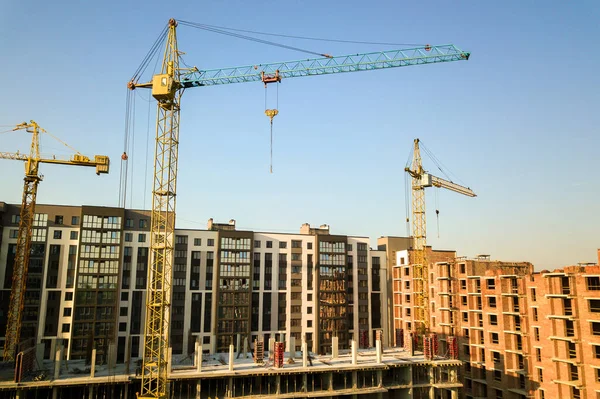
[0,10,599,399]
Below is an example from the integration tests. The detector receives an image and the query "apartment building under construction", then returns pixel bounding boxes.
[378,236,600,399]
[0,202,389,364]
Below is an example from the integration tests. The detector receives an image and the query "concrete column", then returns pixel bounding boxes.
[54,346,63,379]
[377,370,383,387]
[88,386,94,399]
[275,375,281,395]
[236,334,241,354]
[289,336,296,360]
[376,340,382,364]
[269,337,275,358]
[332,336,338,359]
[51,387,58,399]
[16,389,23,399]
[302,342,308,367]
[243,336,249,358]
[167,347,173,376]
[429,366,435,399]
[90,349,97,378]
[125,336,131,375]
[195,341,202,372]
[124,384,129,399]
[351,340,357,365]
[328,372,333,391]
[196,380,201,399]
[352,371,358,389]
[210,335,217,354]
[229,344,234,371]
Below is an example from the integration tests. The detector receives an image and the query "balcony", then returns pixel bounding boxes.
[551,379,583,389]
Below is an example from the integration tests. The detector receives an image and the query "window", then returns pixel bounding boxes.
[596,369,600,383]
[489,314,498,326]
[460,263,466,273]
[253,240,261,248]
[207,239,214,247]
[404,267,409,276]
[590,300,600,313]
[570,364,578,381]
[536,348,541,361]
[121,292,129,301]
[119,322,127,332]
[531,288,537,302]
[71,216,80,225]
[138,234,146,243]
[462,312,469,322]
[63,308,72,317]
[307,242,312,250]
[125,233,133,242]
[11,214,20,224]
[120,307,128,316]
[53,230,62,239]
[279,241,287,249]
[139,219,148,228]
[62,324,70,333]
[292,240,302,248]
[488,296,497,308]
[70,231,78,240]
[587,277,600,290]
[538,368,543,382]
[405,281,410,289]
[592,322,600,336]
[494,370,502,382]
[65,292,73,301]
[566,320,575,336]
[534,327,540,341]
[307,320,312,327]
[486,279,495,290]
[533,308,538,321]
[491,332,499,344]
[9,229,18,238]
[460,280,467,290]
[492,351,500,363]
[594,345,600,359]
[461,296,468,306]
[193,238,201,246]
[568,342,577,359]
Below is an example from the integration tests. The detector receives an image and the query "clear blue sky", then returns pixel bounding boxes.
[1,1,598,269]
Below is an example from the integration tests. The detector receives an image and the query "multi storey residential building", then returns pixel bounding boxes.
[378,235,600,399]
[0,203,388,364]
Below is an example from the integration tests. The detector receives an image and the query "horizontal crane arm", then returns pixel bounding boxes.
[426,173,476,197]
[0,152,28,161]
[0,153,110,175]
[175,44,469,88]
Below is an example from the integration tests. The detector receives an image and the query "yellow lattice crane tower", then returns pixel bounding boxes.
[1,120,109,362]
[405,138,476,334]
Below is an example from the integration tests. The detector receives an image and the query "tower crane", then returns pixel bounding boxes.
[1,121,110,362]
[128,18,470,399]
[405,138,475,334]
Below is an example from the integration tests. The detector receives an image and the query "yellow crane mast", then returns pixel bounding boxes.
[405,138,475,334]
[1,120,109,362]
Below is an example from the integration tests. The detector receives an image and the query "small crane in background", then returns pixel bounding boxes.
[405,138,476,335]
[0,120,109,362]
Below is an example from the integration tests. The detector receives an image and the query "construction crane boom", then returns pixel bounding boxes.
[405,138,475,334]
[129,19,470,399]
[1,121,109,362]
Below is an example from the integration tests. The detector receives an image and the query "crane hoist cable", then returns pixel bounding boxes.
[264,84,279,174]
